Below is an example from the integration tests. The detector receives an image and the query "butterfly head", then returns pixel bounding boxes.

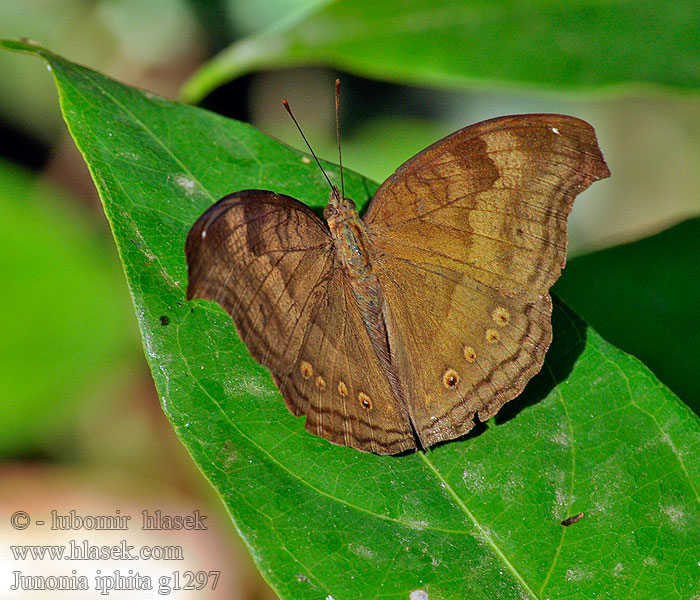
[324,187,357,225]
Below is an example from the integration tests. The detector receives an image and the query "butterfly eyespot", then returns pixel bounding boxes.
[300,361,313,379]
[443,369,459,388]
[492,307,510,326]
[358,392,372,409]
[337,380,348,397]
[485,329,499,343]
[463,346,477,362]
[315,376,326,390]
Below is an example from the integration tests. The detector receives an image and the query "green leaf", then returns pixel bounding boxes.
[555,217,700,416]
[182,0,700,102]
[5,39,699,599]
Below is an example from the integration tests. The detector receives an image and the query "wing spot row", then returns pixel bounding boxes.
[299,364,373,409]
[451,308,510,389]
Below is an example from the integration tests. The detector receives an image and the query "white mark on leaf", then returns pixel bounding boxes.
[551,428,571,447]
[349,543,374,560]
[410,591,429,600]
[462,464,486,494]
[565,566,593,581]
[662,504,683,524]
[118,151,140,161]
[174,174,198,195]
[403,518,429,530]
[554,488,567,510]
[160,267,179,289]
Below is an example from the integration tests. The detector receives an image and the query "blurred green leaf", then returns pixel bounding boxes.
[182,0,700,102]
[0,156,137,456]
[555,218,700,415]
[4,40,699,599]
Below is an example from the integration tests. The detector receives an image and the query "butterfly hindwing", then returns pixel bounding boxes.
[375,255,552,446]
[186,190,414,454]
[273,270,415,454]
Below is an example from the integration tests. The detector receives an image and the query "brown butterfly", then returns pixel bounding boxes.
[185,89,609,455]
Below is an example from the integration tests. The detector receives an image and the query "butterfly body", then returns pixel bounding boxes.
[186,114,610,454]
[327,194,392,360]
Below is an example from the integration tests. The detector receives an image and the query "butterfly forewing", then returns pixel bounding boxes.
[364,115,610,445]
[186,191,332,373]
[365,115,610,301]
[186,190,414,454]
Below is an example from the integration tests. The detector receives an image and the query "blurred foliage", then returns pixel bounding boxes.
[224,0,320,36]
[555,217,700,413]
[0,157,138,457]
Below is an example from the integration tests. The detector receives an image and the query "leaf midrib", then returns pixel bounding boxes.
[419,452,540,599]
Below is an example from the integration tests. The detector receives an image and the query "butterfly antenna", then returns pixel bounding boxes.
[282,98,338,200]
[335,79,345,201]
